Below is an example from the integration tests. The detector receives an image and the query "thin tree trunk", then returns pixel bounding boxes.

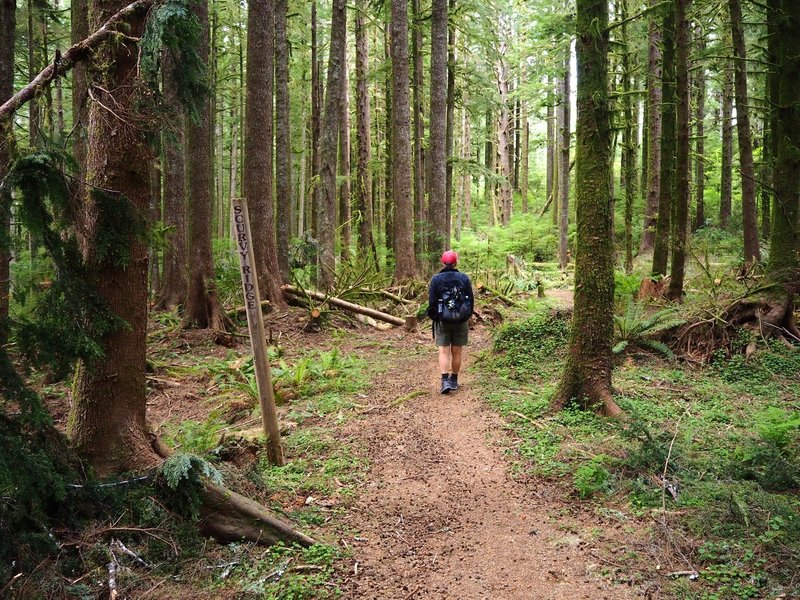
[338,56,352,263]
[383,29,394,254]
[244,0,286,307]
[354,0,377,264]
[184,0,226,329]
[229,101,239,218]
[621,0,635,274]
[728,0,760,263]
[391,0,416,281]
[297,112,307,237]
[311,1,320,238]
[763,0,779,241]
[156,53,187,311]
[275,0,291,281]
[554,0,621,417]
[484,110,493,223]
[720,58,733,228]
[521,100,529,213]
[149,158,162,295]
[496,50,513,226]
[693,25,706,231]
[444,0,456,240]
[667,0,691,299]
[68,0,157,475]
[558,54,571,269]
[652,0,675,276]
[28,0,40,147]
[640,0,662,253]
[0,0,14,346]
[318,0,347,289]
[545,92,555,218]
[412,0,426,261]
[428,0,449,262]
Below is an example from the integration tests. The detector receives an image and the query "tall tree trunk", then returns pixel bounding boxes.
[728,0,760,263]
[383,29,394,255]
[496,51,513,226]
[244,0,286,306]
[652,0,675,276]
[354,0,377,264]
[767,0,799,282]
[640,0,662,253]
[71,0,89,190]
[720,58,733,228]
[275,0,291,281]
[318,0,347,288]
[310,1,320,238]
[67,0,157,475]
[156,53,187,311]
[0,0,14,346]
[763,0,779,241]
[553,0,620,417]
[521,100,529,213]
[484,110,493,222]
[27,0,40,147]
[391,0,416,281]
[693,26,706,231]
[184,0,225,329]
[667,0,691,299]
[338,57,352,263]
[558,54,571,269]
[149,158,162,295]
[513,96,521,191]
[411,0,426,263]
[427,0,449,263]
[621,0,635,274]
[229,101,239,219]
[545,92,555,218]
[297,112,307,237]
[444,0,456,239]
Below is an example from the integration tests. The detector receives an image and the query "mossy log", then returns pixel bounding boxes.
[281,284,406,327]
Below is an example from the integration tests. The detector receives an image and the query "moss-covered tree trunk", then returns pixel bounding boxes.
[719,57,733,228]
[552,0,621,417]
[693,25,706,232]
[412,0,426,265]
[0,0,13,347]
[768,0,800,283]
[427,0,448,264]
[667,0,691,299]
[728,0,760,263]
[640,0,661,253]
[67,0,157,476]
[338,45,352,264]
[652,0,675,276]
[275,0,291,282]
[184,0,226,329]
[557,56,570,269]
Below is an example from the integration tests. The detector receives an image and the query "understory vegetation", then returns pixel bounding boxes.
[480,255,800,598]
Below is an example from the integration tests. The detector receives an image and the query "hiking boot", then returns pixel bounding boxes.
[447,373,459,391]
[440,374,452,394]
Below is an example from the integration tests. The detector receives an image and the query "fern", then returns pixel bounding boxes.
[158,454,222,518]
[613,300,684,359]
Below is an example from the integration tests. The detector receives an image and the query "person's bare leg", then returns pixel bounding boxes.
[438,345,452,374]
[451,346,463,374]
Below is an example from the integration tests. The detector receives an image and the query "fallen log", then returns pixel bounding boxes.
[281,285,406,327]
[227,299,272,319]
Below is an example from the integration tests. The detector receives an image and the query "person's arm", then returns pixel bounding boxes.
[427,276,438,320]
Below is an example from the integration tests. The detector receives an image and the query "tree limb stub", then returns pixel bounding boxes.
[0,0,154,121]
[281,284,406,327]
[200,483,315,547]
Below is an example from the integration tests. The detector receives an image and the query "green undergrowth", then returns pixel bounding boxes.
[478,306,800,599]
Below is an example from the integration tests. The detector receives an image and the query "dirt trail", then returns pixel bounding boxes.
[337,326,639,599]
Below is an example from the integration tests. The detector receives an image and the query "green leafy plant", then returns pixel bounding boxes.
[612,300,685,358]
[574,455,613,498]
[157,453,223,518]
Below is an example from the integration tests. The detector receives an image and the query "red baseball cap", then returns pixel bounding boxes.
[441,250,458,265]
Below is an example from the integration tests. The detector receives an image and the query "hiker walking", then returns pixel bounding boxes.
[427,250,474,394]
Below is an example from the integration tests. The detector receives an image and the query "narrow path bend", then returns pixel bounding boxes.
[338,327,638,599]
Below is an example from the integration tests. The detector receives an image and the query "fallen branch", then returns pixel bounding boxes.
[227,299,272,319]
[281,285,406,327]
[0,0,154,121]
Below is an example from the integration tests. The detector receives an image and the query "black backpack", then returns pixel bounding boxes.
[436,282,473,323]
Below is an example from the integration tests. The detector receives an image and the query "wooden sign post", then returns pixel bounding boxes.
[232,197,285,466]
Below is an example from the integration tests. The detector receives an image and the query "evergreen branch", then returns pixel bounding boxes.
[0,0,154,122]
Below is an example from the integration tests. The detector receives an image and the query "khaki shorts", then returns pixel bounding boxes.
[434,320,469,347]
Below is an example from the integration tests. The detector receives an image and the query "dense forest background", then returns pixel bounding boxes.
[0,0,799,596]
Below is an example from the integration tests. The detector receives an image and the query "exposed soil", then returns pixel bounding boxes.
[334,323,646,599]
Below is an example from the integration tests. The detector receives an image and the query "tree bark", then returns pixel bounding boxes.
[767,0,800,283]
[667,0,691,300]
[444,0,456,239]
[67,0,157,476]
[496,49,513,226]
[521,100,529,213]
[354,0,377,265]
[184,0,226,329]
[545,92,555,219]
[244,0,286,306]
[0,0,14,347]
[338,59,352,263]
[412,0,426,262]
[484,110,494,223]
[71,0,88,185]
[720,58,733,228]
[428,0,449,263]
[652,0,675,276]
[275,0,291,282]
[621,0,635,274]
[728,0,760,263]
[318,0,347,289]
[156,53,188,311]
[310,1,320,239]
[553,0,621,417]
[640,0,662,253]
[391,0,416,281]
[558,54,571,270]
[693,25,706,231]
[763,0,780,241]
